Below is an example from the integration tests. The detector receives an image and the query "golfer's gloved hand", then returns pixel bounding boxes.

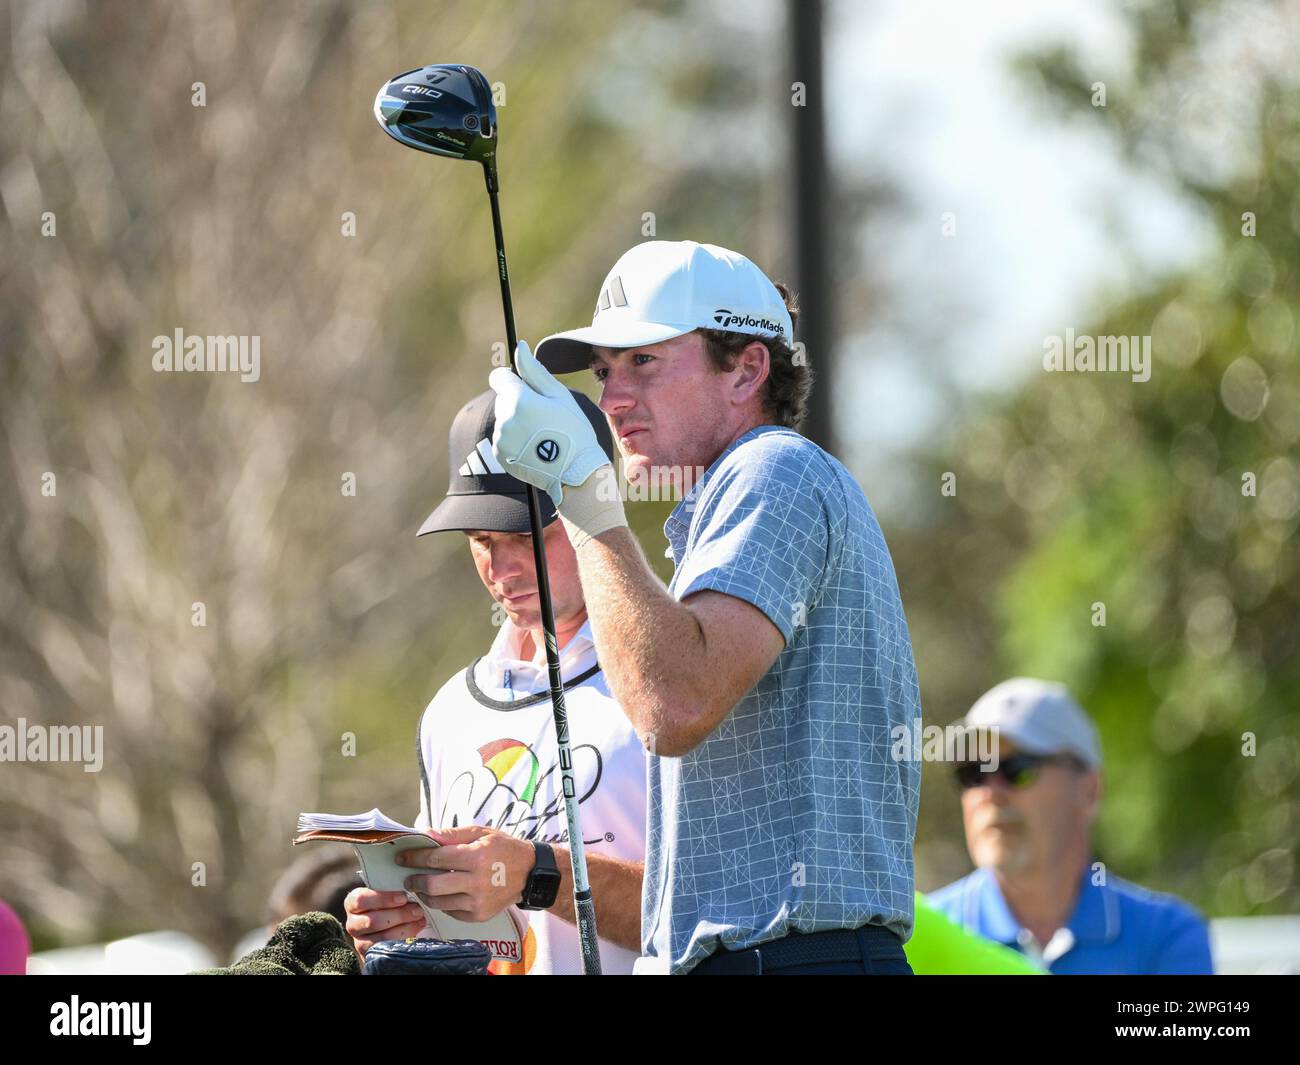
[489,341,627,548]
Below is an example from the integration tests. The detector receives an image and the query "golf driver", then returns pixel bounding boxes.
[374,64,602,975]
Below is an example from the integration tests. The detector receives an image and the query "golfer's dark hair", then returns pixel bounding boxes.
[696,282,811,429]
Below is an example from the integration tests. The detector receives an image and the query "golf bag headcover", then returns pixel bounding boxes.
[361,937,492,975]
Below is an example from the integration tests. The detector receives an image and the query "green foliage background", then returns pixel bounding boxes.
[900,0,1298,914]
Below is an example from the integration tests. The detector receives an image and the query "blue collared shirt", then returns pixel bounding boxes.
[640,425,922,974]
[927,864,1214,974]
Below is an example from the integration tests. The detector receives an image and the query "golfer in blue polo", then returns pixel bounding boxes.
[487,240,922,974]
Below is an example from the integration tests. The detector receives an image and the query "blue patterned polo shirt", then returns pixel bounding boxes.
[640,425,922,974]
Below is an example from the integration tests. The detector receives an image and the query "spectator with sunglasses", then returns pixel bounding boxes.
[929,678,1213,974]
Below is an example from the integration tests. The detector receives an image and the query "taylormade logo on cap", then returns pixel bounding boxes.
[535,240,795,374]
[711,308,786,335]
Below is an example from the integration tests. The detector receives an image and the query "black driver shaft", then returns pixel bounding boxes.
[484,165,603,976]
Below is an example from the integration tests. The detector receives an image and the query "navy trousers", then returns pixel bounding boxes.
[688,925,914,975]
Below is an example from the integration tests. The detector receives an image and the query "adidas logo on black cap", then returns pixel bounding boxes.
[459,438,506,477]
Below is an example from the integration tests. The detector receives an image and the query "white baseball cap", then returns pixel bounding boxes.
[534,240,794,374]
[962,678,1103,769]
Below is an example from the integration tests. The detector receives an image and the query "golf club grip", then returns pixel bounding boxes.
[573,890,603,975]
[487,178,603,975]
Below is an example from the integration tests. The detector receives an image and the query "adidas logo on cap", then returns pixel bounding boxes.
[459,438,506,477]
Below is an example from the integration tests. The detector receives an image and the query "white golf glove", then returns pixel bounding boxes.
[489,341,627,547]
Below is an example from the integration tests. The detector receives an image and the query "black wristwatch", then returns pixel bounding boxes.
[518,841,562,910]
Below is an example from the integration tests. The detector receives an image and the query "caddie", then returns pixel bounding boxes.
[489,240,923,974]
[343,389,646,974]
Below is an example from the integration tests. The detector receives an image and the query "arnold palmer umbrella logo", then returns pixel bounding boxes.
[479,739,540,804]
[440,739,607,844]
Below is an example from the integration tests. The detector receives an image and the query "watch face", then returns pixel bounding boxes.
[524,867,562,909]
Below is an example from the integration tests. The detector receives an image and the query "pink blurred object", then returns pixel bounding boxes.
[0,899,31,975]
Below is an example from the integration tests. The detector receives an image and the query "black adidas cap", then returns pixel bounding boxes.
[417,388,615,536]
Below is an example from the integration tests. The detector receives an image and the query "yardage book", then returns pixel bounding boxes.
[294,808,526,964]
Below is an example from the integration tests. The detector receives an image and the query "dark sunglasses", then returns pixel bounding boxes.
[954,752,1083,790]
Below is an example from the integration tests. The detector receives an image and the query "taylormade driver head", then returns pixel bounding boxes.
[374,64,496,166]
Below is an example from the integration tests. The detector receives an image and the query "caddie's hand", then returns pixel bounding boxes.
[397,824,537,924]
[488,340,609,508]
[343,887,427,958]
